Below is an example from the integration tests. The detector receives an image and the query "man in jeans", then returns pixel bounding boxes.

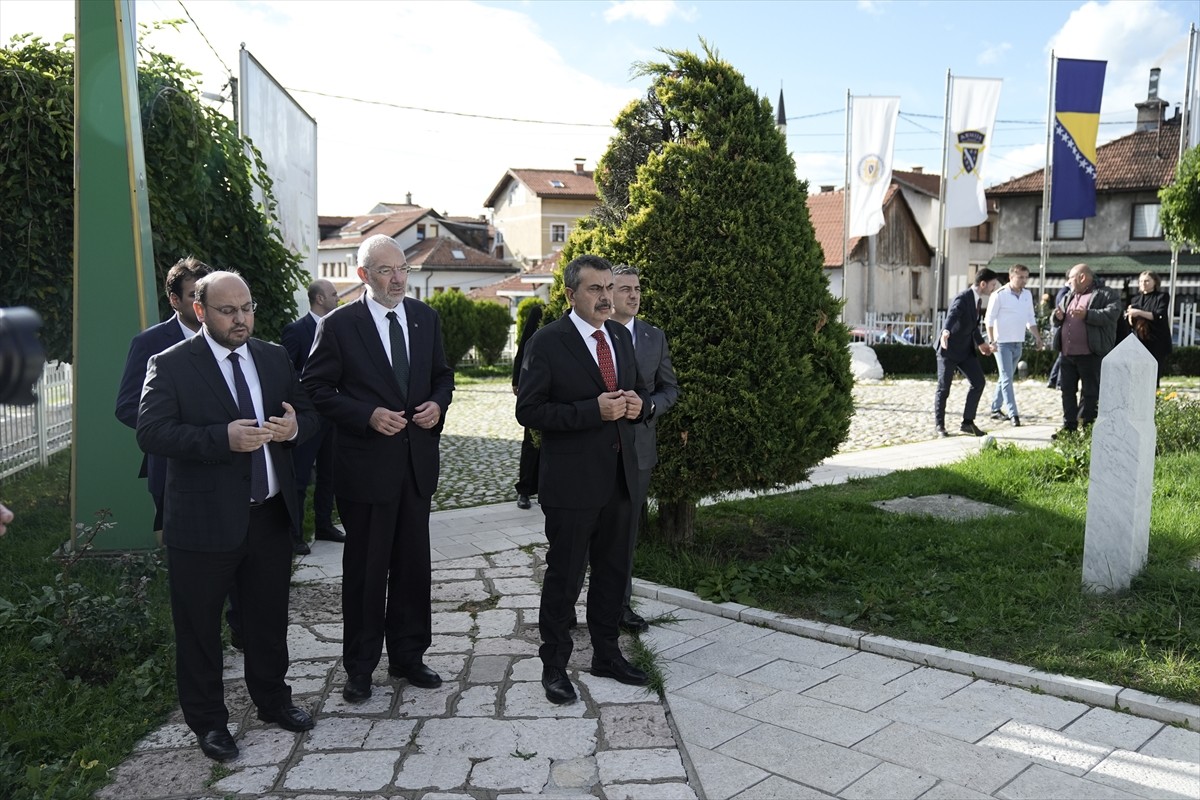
[1050,263,1121,435]
[984,264,1043,427]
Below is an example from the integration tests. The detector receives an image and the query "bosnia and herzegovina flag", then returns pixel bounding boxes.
[1051,58,1107,223]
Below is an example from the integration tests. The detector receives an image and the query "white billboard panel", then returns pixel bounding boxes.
[238,48,318,307]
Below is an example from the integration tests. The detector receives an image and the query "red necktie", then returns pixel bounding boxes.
[592,331,617,391]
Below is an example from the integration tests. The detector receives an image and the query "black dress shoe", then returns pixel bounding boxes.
[257,705,314,732]
[388,661,442,688]
[934,425,949,438]
[590,656,649,686]
[960,421,987,437]
[1011,416,1021,427]
[990,409,1009,421]
[618,608,649,634]
[541,666,577,705]
[292,540,311,556]
[197,728,238,761]
[516,494,532,510]
[314,523,346,543]
[342,674,372,703]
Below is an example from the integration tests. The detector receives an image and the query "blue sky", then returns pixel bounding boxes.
[2,0,1196,216]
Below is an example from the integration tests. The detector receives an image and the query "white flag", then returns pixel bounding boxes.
[944,76,1002,229]
[848,96,900,237]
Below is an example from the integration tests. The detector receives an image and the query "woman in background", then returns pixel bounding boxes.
[1125,270,1171,384]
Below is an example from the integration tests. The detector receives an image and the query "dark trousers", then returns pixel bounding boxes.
[934,352,985,426]
[515,427,540,497]
[539,464,632,668]
[623,467,653,608]
[167,496,292,734]
[337,470,432,678]
[1059,352,1103,429]
[290,421,335,542]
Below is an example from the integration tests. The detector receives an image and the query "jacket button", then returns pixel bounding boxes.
[612,442,620,451]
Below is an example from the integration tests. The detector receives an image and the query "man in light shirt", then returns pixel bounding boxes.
[984,264,1043,427]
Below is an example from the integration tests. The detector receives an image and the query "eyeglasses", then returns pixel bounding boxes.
[367,265,410,277]
[206,302,258,317]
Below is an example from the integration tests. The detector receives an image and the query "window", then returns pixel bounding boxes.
[416,224,425,241]
[428,224,439,239]
[1131,203,1162,239]
[550,224,566,243]
[1034,207,1084,240]
[910,271,922,301]
[969,214,995,243]
[548,180,565,188]
[411,287,421,300]
[451,249,466,260]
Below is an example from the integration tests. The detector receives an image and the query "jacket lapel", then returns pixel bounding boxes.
[560,315,607,393]
[351,296,406,404]
[189,335,240,420]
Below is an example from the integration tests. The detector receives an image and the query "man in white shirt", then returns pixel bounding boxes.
[984,264,1043,427]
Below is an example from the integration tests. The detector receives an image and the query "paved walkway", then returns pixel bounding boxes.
[98,418,1200,799]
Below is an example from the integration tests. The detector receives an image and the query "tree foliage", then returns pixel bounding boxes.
[473,300,513,366]
[427,290,479,369]
[0,27,306,361]
[561,42,853,543]
[515,296,545,343]
[1160,145,1200,249]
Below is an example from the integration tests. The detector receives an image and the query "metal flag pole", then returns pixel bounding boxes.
[1168,24,1198,328]
[934,69,951,326]
[1039,51,1056,297]
[842,89,851,320]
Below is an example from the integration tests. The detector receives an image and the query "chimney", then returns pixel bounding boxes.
[405,191,413,205]
[573,158,585,175]
[1135,67,1168,132]
[820,185,835,193]
[911,166,924,174]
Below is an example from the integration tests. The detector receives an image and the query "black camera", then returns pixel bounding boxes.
[0,307,46,406]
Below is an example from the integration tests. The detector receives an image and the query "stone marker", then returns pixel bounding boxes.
[849,343,884,381]
[1082,336,1158,593]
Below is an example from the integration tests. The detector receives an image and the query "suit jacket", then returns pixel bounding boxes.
[115,317,186,493]
[135,335,319,552]
[280,313,318,373]
[936,287,984,362]
[515,315,645,508]
[630,318,680,472]
[1050,285,1121,357]
[301,295,454,503]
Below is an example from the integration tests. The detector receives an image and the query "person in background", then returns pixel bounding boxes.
[280,279,344,555]
[0,503,12,536]
[985,264,1043,427]
[1050,263,1121,435]
[511,303,544,511]
[1125,270,1172,385]
[933,269,999,438]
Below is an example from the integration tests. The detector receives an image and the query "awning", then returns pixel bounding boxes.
[987,252,1200,275]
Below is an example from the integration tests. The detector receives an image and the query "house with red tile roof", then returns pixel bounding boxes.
[483,160,599,266]
[984,72,1199,308]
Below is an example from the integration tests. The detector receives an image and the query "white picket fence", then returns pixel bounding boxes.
[1176,303,1198,347]
[0,361,74,480]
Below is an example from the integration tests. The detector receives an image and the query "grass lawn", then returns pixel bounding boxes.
[635,442,1200,705]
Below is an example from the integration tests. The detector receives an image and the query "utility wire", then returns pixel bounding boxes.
[176,0,232,78]
[286,88,614,128]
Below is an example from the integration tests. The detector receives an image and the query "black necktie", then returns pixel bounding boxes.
[386,311,409,404]
[229,352,268,503]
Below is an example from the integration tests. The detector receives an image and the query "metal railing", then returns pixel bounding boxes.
[0,361,73,480]
[851,311,945,347]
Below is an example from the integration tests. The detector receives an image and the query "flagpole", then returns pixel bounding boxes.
[842,89,851,321]
[1168,24,1198,329]
[1039,51,1056,297]
[934,69,951,323]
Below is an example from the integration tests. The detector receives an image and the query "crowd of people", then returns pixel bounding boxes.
[106,247,681,760]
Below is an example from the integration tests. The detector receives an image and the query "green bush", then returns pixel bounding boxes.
[473,301,513,367]
[1155,390,1200,454]
[427,290,479,369]
[1168,346,1200,376]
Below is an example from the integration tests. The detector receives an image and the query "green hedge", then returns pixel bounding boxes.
[870,344,1200,378]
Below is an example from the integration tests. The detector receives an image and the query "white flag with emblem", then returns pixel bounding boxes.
[848,96,900,237]
[944,76,1002,229]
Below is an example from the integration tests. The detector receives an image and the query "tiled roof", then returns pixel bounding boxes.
[405,237,514,272]
[892,169,941,197]
[806,187,893,268]
[466,266,556,302]
[318,207,432,248]
[988,122,1181,195]
[483,168,598,207]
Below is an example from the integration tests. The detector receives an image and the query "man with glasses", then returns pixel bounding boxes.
[137,271,320,761]
[303,235,455,704]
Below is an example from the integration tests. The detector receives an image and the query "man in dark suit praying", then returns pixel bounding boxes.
[302,235,455,704]
[137,271,319,762]
[933,268,999,438]
[516,254,651,705]
[280,278,343,555]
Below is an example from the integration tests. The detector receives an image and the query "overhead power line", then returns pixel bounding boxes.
[176,0,232,78]
[285,88,615,128]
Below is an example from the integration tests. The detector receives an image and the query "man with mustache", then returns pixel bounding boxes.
[516,255,651,705]
[137,271,320,761]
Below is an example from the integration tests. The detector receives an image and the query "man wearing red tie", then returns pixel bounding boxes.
[515,255,651,705]
[933,268,999,438]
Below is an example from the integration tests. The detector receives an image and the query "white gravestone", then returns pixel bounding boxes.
[1082,336,1158,593]
[849,343,884,381]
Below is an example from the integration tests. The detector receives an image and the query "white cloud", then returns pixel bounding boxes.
[856,0,889,15]
[603,0,697,26]
[978,42,1012,66]
[1048,0,1191,119]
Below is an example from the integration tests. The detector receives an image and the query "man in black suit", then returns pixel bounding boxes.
[302,235,455,704]
[137,271,319,762]
[933,268,999,438]
[516,254,651,705]
[609,265,680,633]
[280,279,343,555]
[115,256,211,531]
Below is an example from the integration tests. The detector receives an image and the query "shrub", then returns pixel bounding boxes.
[473,301,513,367]
[426,290,479,369]
[1155,390,1200,455]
